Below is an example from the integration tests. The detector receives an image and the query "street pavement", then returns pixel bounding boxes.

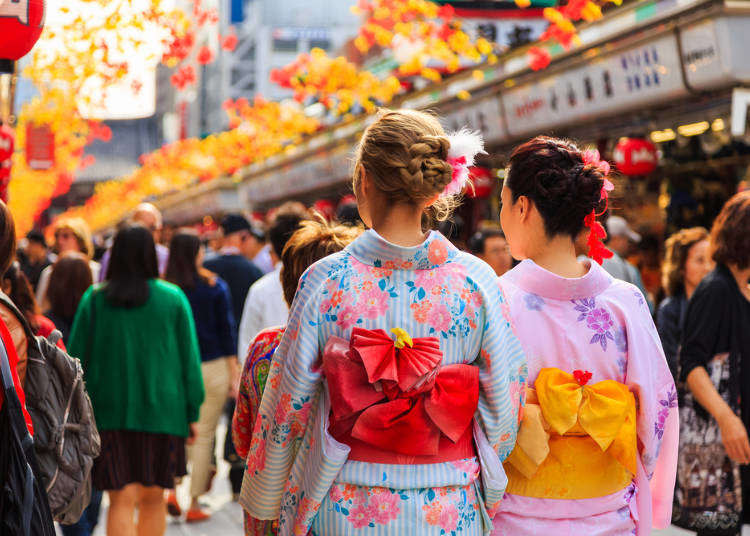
[54,419,720,535]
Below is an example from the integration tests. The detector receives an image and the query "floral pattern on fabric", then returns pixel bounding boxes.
[654,386,677,440]
[573,298,617,351]
[233,327,285,461]
[524,293,545,311]
[322,482,480,535]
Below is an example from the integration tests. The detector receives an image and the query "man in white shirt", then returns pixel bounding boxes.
[237,211,306,362]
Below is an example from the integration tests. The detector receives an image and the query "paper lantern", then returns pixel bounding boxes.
[466,167,494,199]
[25,123,54,170]
[0,125,13,162]
[0,0,45,72]
[613,138,658,176]
[312,199,335,220]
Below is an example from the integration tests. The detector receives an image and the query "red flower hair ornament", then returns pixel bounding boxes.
[581,149,614,265]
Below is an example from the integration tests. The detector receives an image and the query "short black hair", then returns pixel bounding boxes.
[336,202,362,226]
[269,213,304,259]
[26,230,47,247]
[468,229,505,255]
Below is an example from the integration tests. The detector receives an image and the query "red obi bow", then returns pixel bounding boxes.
[322,327,479,457]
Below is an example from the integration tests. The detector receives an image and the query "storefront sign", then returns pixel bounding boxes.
[25,123,54,170]
[442,94,507,145]
[503,34,687,137]
[681,16,750,90]
[613,138,658,176]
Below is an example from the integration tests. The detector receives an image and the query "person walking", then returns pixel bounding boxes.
[467,228,513,276]
[164,229,236,523]
[237,209,306,362]
[36,218,100,308]
[233,215,361,535]
[68,224,204,536]
[240,110,526,535]
[492,137,677,536]
[204,213,264,497]
[43,252,93,345]
[656,227,713,380]
[673,191,750,535]
[602,215,652,310]
[19,230,52,291]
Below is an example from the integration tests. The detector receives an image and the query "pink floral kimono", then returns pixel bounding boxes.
[493,259,678,536]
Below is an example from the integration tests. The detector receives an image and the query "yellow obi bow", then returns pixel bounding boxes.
[504,368,637,500]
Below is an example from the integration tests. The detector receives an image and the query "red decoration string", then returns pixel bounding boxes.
[581,149,614,264]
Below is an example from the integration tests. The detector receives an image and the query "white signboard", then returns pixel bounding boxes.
[441,93,508,145]
[502,34,688,137]
[681,16,750,90]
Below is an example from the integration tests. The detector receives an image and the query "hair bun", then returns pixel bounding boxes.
[404,136,453,195]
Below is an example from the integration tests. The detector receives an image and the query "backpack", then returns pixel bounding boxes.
[0,293,101,524]
[0,318,56,536]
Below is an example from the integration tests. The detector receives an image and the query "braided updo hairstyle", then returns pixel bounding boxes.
[353,109,458,221]
[506,136,607,238]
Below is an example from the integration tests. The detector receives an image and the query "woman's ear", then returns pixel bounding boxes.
[518,195,531,222]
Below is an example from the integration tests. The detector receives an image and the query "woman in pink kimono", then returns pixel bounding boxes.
[492,136,678,536]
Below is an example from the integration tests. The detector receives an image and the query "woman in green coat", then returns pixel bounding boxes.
[69,224,204,536]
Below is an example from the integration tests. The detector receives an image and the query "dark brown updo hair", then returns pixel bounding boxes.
[353,109,457,221]
[506,136,606,238]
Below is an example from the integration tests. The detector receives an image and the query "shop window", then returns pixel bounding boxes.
[273,38,298,52]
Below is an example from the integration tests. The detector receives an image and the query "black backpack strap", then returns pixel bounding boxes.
[0,329,36,536]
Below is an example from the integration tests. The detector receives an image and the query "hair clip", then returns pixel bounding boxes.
[443,129,486,197]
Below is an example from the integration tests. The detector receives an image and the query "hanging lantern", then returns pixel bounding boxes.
[312,199,335,220]
[0,0,45,73]
[613,138,658,176]
[466,167,494,199]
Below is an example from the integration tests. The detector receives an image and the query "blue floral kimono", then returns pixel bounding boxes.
[239,229,527,536]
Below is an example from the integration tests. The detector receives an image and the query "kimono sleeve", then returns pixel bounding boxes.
[241,275,322,520]
[476,279,528,460]
[623,288,677,529]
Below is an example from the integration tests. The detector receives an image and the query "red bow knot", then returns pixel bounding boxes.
[573,369,593,386]
[323,328,479,457]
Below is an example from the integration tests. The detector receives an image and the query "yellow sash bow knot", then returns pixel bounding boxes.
[505,367,637,499]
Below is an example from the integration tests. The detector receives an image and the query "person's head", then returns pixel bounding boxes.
[46,252,93,320]
[335,200,362,227]
[710,190,750,271]
[0,201,16,277]
[53,217,93,258]
[219,214,264,259]
[662,227,712,298]
[353,109,456,229]
[605,215,641,256]
[281,215,362,307]
[104,224,158,308]
[25,230,48,263]
[131,203,163,242]
[165,229,215,291]
[500,136,606,261]
[468,229,512,276]
[268,211,306,264]
[2,262,40,330]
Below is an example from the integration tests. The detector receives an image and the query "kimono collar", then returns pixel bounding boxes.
[503,258,612,300]
[346,229,458,270]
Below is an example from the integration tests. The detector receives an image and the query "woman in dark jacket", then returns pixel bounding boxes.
[165,229,236,523]
[656,227,713,379]
[673,191,750,535]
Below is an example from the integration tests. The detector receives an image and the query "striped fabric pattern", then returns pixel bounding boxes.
[240,230,527,535]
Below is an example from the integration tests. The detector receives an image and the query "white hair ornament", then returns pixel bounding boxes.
[442,129,486,197]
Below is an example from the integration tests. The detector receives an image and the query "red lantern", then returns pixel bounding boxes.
[0,125,13,162]
[0,0,45,71]
[312,199,336,221]
[613,138,658,176]
[467,167,494,199]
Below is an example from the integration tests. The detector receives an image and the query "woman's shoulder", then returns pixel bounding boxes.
[151,279,189,303]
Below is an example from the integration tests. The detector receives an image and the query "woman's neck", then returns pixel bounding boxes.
[685,282,697,300]
[728,264,750,301]
[371,204,427,247]
[529,235,587,279]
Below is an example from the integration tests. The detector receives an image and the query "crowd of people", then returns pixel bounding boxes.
[0,108,748,536]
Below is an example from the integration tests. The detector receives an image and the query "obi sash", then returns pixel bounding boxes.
[322,327,479,465]
[504,368,637,500]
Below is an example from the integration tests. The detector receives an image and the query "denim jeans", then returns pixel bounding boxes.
[60,489,103,536]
